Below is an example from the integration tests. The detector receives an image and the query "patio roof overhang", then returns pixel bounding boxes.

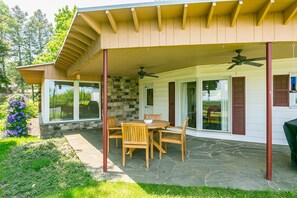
[16,63,54,84]
[51,0,297,78]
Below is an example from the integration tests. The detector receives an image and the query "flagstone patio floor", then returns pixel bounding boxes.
[64,129,297,191]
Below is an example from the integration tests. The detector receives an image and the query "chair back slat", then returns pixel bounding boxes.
[107,116,117,128]
[122,123,148,145]
[144,114,162,120]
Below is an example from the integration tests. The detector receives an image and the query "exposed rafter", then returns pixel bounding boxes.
[231,0,243,27]
[106,10,117,33]
[71,32,92,46]
[131,8,139,32]
[67,38,88,51]
[63,47,81,57]
[79,13,101,35]
[257,0,274,26]
[55,63,69,70]
[157,6,162,31]
[72,25,97,40]
[206,2,216,28]
[61,51,78,60]
[64,44,84,55]
[56,60,71,68]
[61,49,80,58]
[283,1,297,25]
[59,56,75,63]
[182,4,188,30]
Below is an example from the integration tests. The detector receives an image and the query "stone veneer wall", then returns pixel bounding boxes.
[107,76,139,122]
[38,76,139,138]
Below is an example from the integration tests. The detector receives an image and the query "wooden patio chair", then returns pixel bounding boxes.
[107,116,122,153]
[144,114,162,120]
[121,123,153,168]
[159,118,189,162]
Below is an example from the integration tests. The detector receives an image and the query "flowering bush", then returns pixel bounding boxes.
[3,94,31,137]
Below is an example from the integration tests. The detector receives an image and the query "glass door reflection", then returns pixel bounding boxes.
[181,81,196,128]
[202,80,228,131]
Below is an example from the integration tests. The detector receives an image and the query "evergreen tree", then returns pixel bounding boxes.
[34,6,76,63]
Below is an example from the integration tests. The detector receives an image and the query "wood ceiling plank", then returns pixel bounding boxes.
[63,47,81,57]
[64,44,85,54]
[59,56,75,64]
[60,52,77,61]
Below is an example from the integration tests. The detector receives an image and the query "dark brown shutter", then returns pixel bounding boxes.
[168,82,175,126]
[273,75,289,107]
[232,77,245,135]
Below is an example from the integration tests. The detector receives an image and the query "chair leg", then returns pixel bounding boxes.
[150,135,154,159]
[184,139,186,154]
[181,144,184,162]
[122,147,126,166]
[129,149,133,158]
[146,146,149,168]
[159,132,162,160]
[107,138,110,153]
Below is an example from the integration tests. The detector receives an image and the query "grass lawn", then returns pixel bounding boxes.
[0,137,296,198]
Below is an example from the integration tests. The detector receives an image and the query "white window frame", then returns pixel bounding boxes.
[43,79,101,124]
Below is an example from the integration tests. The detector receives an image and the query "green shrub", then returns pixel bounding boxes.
[0,119,6,135]
[25,99,39,118]
[0,97,8,120]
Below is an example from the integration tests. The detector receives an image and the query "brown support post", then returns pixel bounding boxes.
[266,42,272,180]
[103,49,108,172]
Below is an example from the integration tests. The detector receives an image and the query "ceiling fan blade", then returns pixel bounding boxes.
[244,61,263,67]
[247,57,266,61]
[145,73,159,78]
[227,64,237,70]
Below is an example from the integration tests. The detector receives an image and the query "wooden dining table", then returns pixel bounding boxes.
[126,120,170,154]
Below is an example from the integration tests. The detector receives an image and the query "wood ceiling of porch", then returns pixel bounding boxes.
[54,0,297,76]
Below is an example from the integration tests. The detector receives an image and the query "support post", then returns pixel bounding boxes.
[103,49,108,172]
[266,42,272,180]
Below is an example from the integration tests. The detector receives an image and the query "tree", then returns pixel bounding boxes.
[0,1,11,76]
[8,6,27,93]
[34,6,76,64]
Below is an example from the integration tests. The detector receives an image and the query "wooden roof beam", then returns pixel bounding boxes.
[206,2,216,28]
[231,0,243,27]
[157,6,162,31]
[284,1,297,25]
[131,8,139,32]
[106,10,117,33]
[79,13,101,35]
[257,0,274,26]
[56,60,71,68]
[60,52,77,61]
[67,38,88,51]
[72,25,97,40]
[64,44,84,55]
[71,32,92,46]
[182,4,188,30]
[63,47,81,57]
[59,56,75,63]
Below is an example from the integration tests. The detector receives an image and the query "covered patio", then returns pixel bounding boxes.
[64,129,296,191]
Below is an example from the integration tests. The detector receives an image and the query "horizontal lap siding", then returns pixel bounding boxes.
[140,59,297,144]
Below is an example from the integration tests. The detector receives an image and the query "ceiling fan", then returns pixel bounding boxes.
[138,67,159,79]
[227,49,266,70]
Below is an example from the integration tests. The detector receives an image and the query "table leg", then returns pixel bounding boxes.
[153,140,166,153]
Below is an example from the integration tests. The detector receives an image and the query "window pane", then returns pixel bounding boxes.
[49,81,74,121]
[147,88,153,105]
[202,80,228,131]
[79,83,100,119]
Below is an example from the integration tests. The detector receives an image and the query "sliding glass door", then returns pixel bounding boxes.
[202,79,228,131]
[181,81,196,128]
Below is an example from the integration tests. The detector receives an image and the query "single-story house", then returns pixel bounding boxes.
[17,0,297,179]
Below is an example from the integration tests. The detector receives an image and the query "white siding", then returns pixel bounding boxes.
[139,58,297,145]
